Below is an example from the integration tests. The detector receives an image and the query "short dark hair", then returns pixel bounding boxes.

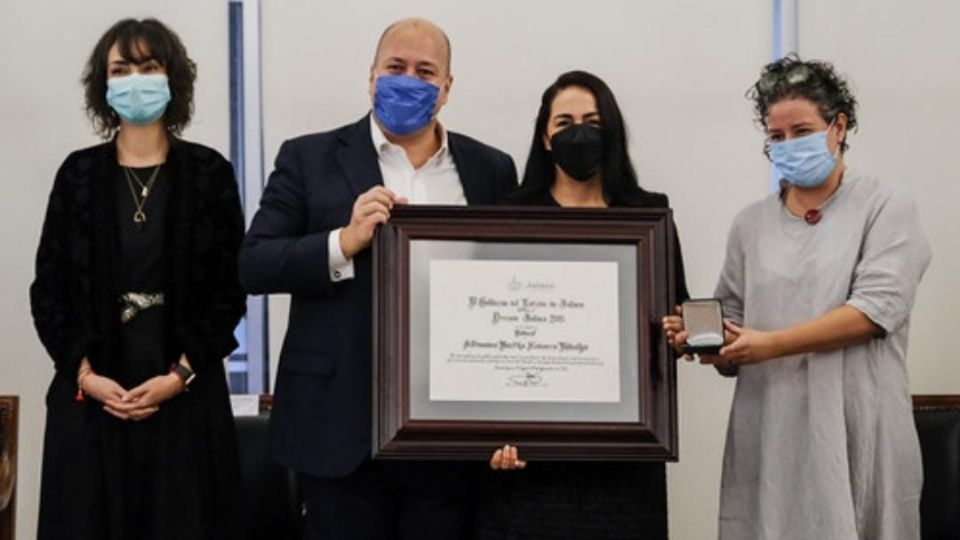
[512,70,648,204]
[82,18,197,137]
[748,54,858,154]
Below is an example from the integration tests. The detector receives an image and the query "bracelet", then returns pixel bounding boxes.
[75,369,93,402]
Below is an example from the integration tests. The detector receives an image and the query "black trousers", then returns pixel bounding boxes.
[300,460,473,540]
[475,462,668,540]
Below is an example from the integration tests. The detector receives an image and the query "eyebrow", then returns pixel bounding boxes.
[552,112,600,120]
[109,57,159,66]
[384,57,440,69]
[767,120,816,131]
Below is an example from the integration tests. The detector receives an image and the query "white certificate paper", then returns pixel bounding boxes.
[428,260,620,402]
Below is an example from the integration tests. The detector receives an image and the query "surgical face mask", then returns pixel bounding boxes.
[768,120,840,188]
[106,73,172,125]
[549,124,603,181]
[373,75,440,136]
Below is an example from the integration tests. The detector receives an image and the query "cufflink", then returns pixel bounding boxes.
[334,270,342,279]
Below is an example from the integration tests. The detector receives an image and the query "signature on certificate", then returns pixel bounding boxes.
[507,368,546,388]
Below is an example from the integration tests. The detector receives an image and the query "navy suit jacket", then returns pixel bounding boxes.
[239,115,518,477]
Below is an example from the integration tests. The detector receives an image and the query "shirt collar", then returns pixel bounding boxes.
[369,113,449,162]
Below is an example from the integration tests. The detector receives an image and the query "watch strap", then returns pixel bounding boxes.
[170,363,196,388]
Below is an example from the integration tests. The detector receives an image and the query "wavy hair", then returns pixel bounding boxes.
[83,18,197,137]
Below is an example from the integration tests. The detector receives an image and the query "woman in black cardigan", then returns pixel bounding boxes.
[30,19,246,540]
[476,71,689,540]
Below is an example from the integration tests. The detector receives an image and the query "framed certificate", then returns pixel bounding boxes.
[372,206,677,461]
[0,396,17,540]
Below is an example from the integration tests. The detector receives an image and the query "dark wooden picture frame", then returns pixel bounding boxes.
[0,396,18,540]
[373,206,677,461]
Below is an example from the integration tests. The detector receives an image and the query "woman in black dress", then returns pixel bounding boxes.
[476,71,689,540]
[30,19,246,540]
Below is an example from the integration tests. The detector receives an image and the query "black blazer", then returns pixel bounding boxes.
[240,116,518,477]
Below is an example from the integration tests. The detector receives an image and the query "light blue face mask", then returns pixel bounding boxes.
[768,120,840,188]
[373,75,440,136]
[106,74,171,125]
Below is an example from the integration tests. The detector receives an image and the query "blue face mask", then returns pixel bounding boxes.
[373,75,440,136]
[106,74,172,125]
[768,121,839,188]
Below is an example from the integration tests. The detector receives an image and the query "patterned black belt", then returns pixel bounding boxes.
[120,292,165,324]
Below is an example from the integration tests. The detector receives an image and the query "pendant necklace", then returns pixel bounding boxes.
[123,165,162,230]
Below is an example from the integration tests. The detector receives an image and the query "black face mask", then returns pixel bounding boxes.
[549,124,603,181]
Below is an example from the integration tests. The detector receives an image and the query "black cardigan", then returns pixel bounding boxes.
[30,138,247,540]
[30,138,246,380]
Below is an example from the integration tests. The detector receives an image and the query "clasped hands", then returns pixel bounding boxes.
[78,357,189,422]
[661,307,782,365]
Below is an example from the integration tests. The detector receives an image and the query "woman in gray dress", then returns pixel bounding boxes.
[663,55,930,539]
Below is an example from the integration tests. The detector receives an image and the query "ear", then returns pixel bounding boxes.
[368,69,377,104]
[543,132,552,152]
[437,74,453,108]
[429,75,453,116]
[834,112,848,145]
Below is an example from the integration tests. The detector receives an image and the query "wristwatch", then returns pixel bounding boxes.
[171,363,196,389]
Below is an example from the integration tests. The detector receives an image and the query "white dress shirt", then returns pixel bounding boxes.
[327,116,465,281]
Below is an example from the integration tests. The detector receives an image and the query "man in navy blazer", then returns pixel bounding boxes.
[239,18,517,540]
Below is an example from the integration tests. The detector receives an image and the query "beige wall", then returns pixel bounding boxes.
[1,1,956,539]
[798,0,960,393]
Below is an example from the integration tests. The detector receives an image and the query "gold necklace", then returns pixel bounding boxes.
[122,165,161,228]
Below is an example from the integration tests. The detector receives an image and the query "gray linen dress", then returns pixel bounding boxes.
[713,171,931,540]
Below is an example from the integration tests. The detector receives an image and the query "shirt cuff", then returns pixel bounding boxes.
[328,228,355,282]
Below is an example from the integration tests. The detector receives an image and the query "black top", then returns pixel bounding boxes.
[115,165,169,387]
[116,165,168,291]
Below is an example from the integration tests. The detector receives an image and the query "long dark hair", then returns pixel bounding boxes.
[83,18,197,137]
[511,70,648,204]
